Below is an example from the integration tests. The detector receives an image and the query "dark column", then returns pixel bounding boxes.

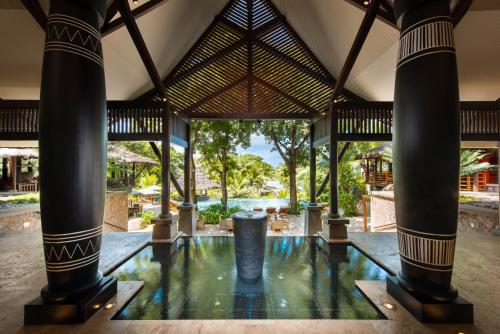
[183,121,191,205]
[321,108,349,241]
[387,0,472,324]
[309,123,317,206]
[25,0,117,325]
[329,111,339,217]
[11,157,16,190]
[160,112,171,218]
[304,122,322,235]
[2,158,8,179]
[178,120,195,235]
[392,0,459,301]
[152,109,178,240]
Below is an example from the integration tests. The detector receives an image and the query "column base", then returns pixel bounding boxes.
[321,215,349,243]
[178,204,196,236]
[152,215,179,241]
[386,275,473,323]
[24,276,117,324]
[304,205,323,236]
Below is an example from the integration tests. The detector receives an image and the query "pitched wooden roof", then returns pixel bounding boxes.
[143,0,361,119]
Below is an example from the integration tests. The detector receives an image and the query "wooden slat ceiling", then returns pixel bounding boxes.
[148,0,360,119]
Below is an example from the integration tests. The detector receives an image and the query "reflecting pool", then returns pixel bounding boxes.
[111,237,389,320]
[196,198,290,211]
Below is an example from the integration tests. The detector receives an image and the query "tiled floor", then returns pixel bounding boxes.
[0,231,498,333]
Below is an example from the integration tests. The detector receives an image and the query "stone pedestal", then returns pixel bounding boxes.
[322,215,349,242]
[304,205,323,236]
[178,204,196,235]
[152,215,178,242]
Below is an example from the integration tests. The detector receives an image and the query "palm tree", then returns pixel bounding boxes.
[459,150,495,177]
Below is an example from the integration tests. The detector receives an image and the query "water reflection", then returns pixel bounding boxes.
[112,237,388,320]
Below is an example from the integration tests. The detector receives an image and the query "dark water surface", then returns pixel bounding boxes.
[111,236,389,320]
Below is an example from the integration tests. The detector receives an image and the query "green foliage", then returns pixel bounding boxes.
[139,211,156,224]
[197,204,243,224]
[138,173,158,188]
[339,192,357,217]
[460,150,495,177]
[196,120,255,208]
[107,142,183,184]
[227,154,274,197]
[258,120,310,212]
[0,193,39,205]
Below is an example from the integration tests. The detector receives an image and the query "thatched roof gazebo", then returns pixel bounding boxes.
[356,143,393,189]
[0,148,38,159]
[107,144,159,188]
[107,144,159,165]
[177,166,220,192]
[0,148,39,192]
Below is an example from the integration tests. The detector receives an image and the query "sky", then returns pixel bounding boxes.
[236,134,283,167]
[172,134,284,167]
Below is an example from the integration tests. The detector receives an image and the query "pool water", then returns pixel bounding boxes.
[111,237,389,320]
[196,198,290,211]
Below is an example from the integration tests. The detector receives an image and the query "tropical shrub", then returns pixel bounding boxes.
[0,193,39,205]
[339,192,357,217]
[139,211,156,224]
[198,204,243,224]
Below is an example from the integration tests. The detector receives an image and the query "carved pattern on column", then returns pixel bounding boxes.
[397,16,454,69]
[45,14,103,68]
[397,226,456,272]
[43,226,102,272]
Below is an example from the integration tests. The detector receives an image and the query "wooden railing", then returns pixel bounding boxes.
[366,171,393,186]
[335,102,393,141]
[0,100,39,140]
[460,102,500,141]
[0,100,176,142]
[107,101,165,141]
[18,181,38,192]
[313,101,499,144]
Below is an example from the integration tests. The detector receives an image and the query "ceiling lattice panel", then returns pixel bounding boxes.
[155,0,354,118]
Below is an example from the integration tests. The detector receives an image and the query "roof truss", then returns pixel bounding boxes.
[140,0,364,119]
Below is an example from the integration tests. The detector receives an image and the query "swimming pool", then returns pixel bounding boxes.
[111,237,389,320]
[196,198,290,211]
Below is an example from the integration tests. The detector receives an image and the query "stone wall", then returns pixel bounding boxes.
[370,191,500,235]
[458,205,499,233]
[0,204,41,233]
[103,191,129,231]
[0,191,129,234]
[370,192,396,231]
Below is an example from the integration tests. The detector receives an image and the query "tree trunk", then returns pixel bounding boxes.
[289,159,298,213]
[221,169,228,209]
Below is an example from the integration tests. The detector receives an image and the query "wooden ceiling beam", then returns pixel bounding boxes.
[102,0,168,37]
[166,38,247,85]
[188,112,312,120]
[182,78,246,114]
[116,0,165,99]
[331,0,382,102]
[254,40,332,87]
[452,0,474,27]
[101,1,118,31]
[21,0,47,32]
[253,77,317,115]
[344,0,397,28]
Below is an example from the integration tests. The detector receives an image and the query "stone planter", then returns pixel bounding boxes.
[232,211,268,282]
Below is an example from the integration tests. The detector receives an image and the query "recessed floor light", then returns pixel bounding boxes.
[382,302,395,310]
